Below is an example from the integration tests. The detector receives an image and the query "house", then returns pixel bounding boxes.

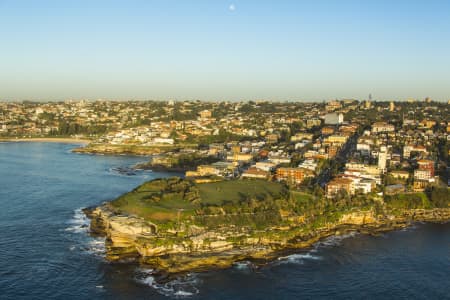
[372,122,395,133]
[389,170,410,180]
[306,118,322,128]
[186,161,238,178]
[403,145,427,159]
[266,134,279,144]
[227,152,253,163]
[254,161,276,171]
[321,126,335,135]
[198,110,212,119]
[324,135,348,145]
[291,133,314,142]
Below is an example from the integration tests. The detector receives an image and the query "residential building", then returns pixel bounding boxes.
[276,167,314,185]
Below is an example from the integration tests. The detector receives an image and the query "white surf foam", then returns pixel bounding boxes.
[233,260,253,270]
[85,238,106,255]
[65,208,90,233]
[274,232,359,266]
[314,232,358,249]
[65,208,106,258]
[135,268,200,298]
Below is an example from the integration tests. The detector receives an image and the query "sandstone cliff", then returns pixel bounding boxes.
[85,205,450,274]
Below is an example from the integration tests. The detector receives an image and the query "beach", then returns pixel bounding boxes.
[0,137,91,144]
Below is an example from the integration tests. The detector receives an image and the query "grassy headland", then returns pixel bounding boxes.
[88,177,450,273]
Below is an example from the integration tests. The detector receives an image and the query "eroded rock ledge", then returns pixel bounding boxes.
[84,205,450,274]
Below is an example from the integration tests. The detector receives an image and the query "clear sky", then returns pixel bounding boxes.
[1,0,450,101]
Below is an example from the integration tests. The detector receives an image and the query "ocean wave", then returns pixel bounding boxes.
[85,238,106,256]
[274,232,359,266]
[65,208,106,257]
[65,208,90,233]
[233,260,254,270]
[400,223,420,232]
[314,232,359,249]
[135,268,200,298]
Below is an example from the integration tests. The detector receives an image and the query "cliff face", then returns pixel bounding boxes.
[73,144,171,155]
[85,205,450,274]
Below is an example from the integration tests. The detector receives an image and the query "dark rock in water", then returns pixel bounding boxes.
[82,207,95,218]
[112,167,137,176]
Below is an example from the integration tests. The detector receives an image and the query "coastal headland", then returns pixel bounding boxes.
[85,177,450,275]
[72,143,197,156]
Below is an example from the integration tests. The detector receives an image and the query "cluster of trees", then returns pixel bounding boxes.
[427,187,450,208]
[55,121,109,136]
[185,129,257,145]
[173,153,220,170]
[385,187,450,209]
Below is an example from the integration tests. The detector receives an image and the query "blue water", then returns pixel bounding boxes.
[0,142,449,300]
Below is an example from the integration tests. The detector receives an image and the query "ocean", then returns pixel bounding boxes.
[0,142,449,300]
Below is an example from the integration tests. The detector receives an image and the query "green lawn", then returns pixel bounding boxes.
[109,178,288,223]
[110,178,197,222]
[196,179,287,206]
[290,191,315,204]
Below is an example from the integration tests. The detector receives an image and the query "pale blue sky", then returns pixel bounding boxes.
[1,0,450,101]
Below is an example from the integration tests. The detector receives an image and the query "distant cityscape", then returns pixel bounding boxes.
[1,98,449,195]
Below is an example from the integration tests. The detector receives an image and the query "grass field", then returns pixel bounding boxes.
[196,179,287,206]
[110,178,197,222]
[290,191,315,202]
[109,178,288,223]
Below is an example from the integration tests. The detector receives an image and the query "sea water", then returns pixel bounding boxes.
[0,142,449,299]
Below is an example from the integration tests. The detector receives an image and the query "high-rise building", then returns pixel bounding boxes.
[389,101,395,111]
[324,113,344,125]
[378,146,387,172]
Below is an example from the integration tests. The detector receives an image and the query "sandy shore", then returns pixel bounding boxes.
[0,137,91,144]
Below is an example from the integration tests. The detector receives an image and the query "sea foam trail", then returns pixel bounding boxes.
[276,252,322,265]
[275,232,359,265]
[135,268,201,298]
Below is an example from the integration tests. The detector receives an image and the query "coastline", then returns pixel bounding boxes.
[85,204,450,275]
[0,137,91,144]
[72,143,180,156]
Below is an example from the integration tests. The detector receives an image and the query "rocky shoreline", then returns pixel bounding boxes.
[83,205,450,275]
[72,143,178,156]
[132,163,193,173]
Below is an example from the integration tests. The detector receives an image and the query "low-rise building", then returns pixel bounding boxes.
[242,167,270,179]
[389,170,410,180]
[324,113,344,125]
[372,122,395,133]
[326,178,353,197]
[276,167,314,185]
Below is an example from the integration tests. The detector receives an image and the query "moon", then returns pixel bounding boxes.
[229,4,235,11]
